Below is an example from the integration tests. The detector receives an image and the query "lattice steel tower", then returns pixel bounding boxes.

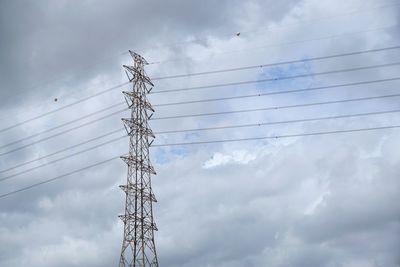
[119,51,158,267]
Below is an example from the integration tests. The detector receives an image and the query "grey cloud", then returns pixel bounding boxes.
[1,0,399,266]
[1,0,288,106]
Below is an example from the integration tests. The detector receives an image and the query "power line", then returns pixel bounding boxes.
[1,108,399,177]
[155,77,400,107]
[150,45,400,80]
[151,61,400,94]
[0,156,120,199]
[3,69,398,152]
[1,124,399,199]
[0,128,124,174]
[155,109,400,134]
[0,82,129,134]
[3,3,396,112]
[1,44,398,134]
[3,25,397,128]
[151,93,400,121]
[1,90,399,157]
[0,135,125,182]
[3,75,399,151]
[0,109,125,157]
[0,103,125,150]
[1,70,398,157]
[152,125,400,147]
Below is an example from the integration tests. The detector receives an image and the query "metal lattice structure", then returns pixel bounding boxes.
[119,51,158,267]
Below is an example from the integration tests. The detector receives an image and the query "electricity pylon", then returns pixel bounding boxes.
[119,51,158,267]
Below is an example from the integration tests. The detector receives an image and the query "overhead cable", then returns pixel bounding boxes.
[1,45,399,133]
[1,124,399,199]
[1,108,399,177]
[4,75,400,151]
[151,93,400,120]
[1,91,399,157]
[151,61,400,94]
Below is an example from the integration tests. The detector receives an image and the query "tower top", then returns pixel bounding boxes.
[128,50,149,65]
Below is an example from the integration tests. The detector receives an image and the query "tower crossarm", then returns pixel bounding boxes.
[121,118,155,138]
[118,214,158,231]
[123,65,154,87]
[119,185,157,202]
[120,155,156,175]
[122,91,155,112]
[128,50,149,65]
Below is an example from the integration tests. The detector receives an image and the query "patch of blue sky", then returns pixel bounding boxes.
[153,145,190,164]
[257,60,316,94]
[154,130,204,162]
[153,61,332,162]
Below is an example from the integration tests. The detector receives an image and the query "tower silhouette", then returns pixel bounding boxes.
[119,51,158,267]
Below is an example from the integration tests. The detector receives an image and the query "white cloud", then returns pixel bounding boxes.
[203,150,257,168]
[304,190,331,215]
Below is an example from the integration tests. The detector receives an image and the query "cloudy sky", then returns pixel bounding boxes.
[0,0,400,266]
